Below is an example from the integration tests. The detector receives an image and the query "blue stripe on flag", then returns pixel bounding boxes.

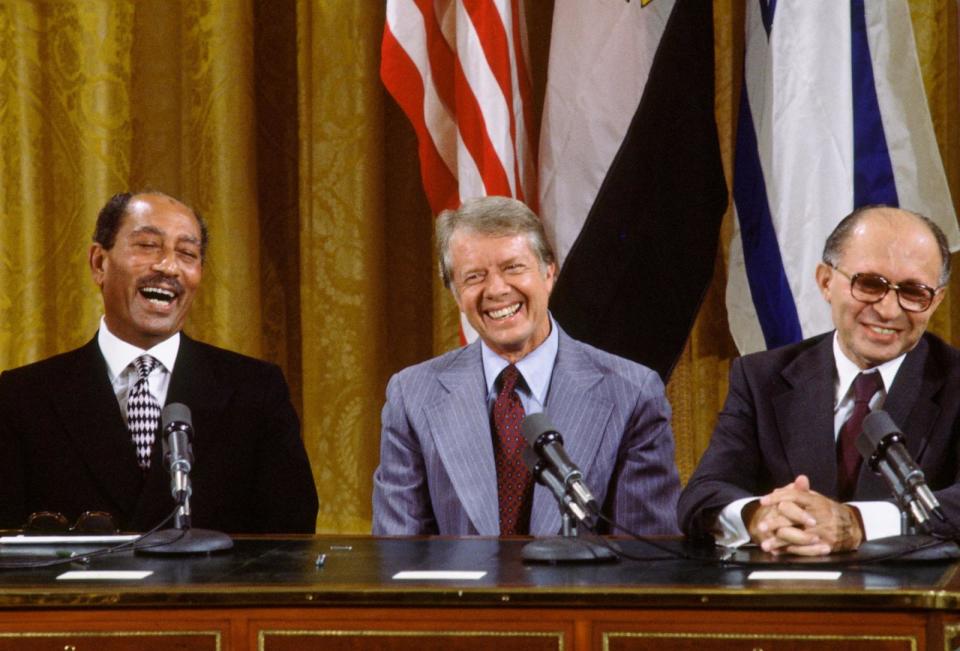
[759,0,777,36]
[850,0,898,207]
[734,83,803,349]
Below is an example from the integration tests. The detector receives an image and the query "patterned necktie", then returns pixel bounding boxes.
[836,371,883,501]
[128,355,162,471]
[492,365,534,535]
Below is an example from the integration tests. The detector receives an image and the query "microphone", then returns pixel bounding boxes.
[857,410,945,529]
[521,413,599,524]
[521,447,590,524]
[161,402,194,505]
[137,403,234,554]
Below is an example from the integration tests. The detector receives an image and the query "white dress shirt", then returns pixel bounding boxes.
[96,317,180,425]
[481,315,559,415]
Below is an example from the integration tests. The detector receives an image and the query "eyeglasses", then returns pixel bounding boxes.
[830,265,940,313]
[24,511,118,534]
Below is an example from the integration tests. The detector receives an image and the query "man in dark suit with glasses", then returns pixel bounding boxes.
[679,205,960,556]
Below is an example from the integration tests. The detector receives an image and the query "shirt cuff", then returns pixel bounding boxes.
[713,496,758,548]
[847,500,901,539]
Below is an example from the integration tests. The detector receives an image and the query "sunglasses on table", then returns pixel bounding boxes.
[23,511,119,535]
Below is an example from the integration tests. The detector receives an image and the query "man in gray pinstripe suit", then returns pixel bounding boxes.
[372,196,680,536]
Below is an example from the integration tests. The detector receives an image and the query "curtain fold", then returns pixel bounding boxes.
[0,0,956,531]
[0,1,133,362]
[297,1,391,532]
[180,0,263,357]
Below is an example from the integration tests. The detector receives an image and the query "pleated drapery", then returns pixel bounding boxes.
[0,0,957,532]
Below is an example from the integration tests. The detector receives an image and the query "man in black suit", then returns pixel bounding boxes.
[0,192,318,533]
[679,205,960,555]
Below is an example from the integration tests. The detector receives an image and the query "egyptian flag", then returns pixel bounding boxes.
[727,0,960,354]
[539,0,727,380]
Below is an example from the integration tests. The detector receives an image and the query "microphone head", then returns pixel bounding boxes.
[521,412,558,446]
[861,410,898,445]
[162,402,193,432]
[857,410,898,460]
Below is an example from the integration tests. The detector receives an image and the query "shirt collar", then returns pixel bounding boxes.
[832,331,906,407]
[97,316,181,382]
[481,315,559,405]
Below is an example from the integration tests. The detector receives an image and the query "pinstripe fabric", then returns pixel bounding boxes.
[372,326,681,536]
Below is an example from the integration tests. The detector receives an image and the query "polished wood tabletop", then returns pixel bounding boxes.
[0,534,957,611]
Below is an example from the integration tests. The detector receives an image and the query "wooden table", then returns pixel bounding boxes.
[0,535,957,650]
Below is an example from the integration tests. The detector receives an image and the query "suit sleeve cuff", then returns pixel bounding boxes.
[713,497,757,547]
[847,500,901,539]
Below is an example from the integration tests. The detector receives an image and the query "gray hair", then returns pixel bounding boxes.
[822,204,951,286]
[436,196,555,289]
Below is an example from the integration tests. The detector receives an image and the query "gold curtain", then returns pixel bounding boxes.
[0,0,957,533]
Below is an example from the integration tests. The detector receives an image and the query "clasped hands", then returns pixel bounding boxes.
[744,475,865,556]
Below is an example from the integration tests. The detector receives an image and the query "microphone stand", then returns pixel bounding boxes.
[884,463,921,536]
[520,460,617,563]
[853,416,960,558]
[136,495,233,556]
[900,509,912,536]
[521,514,618,564]
[136,404,234,555]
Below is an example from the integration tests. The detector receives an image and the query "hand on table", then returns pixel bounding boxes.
[744,474,863,556]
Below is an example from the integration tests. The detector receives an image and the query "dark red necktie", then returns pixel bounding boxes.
[492,365,534,535]
[836,371,883,501]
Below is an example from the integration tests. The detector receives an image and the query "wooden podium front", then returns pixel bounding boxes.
[0,535,957,650]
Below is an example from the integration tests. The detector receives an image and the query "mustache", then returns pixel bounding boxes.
[137,273,184,295]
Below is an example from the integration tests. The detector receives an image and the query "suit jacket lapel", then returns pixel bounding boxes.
[165,334,231,414]
[856,336,940,497]
[51,337,143,517]
[775,335,839,496]
[882,337,938,456]
[425,343,500,535]
[529,330,611,535]
[148,334,233,491]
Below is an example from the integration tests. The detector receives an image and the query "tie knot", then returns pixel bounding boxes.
[497,364,521,395]
[852,371,882,403]
[133,355,160,379]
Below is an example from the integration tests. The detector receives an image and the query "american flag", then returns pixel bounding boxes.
[381,0,537,215]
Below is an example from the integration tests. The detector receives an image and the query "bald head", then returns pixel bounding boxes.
[823,205,950,286]
[817,205,949,369]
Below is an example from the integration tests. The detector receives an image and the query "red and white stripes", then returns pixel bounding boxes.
[382,0,537,215]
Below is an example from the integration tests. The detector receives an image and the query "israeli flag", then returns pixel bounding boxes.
[727,0,959,354]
